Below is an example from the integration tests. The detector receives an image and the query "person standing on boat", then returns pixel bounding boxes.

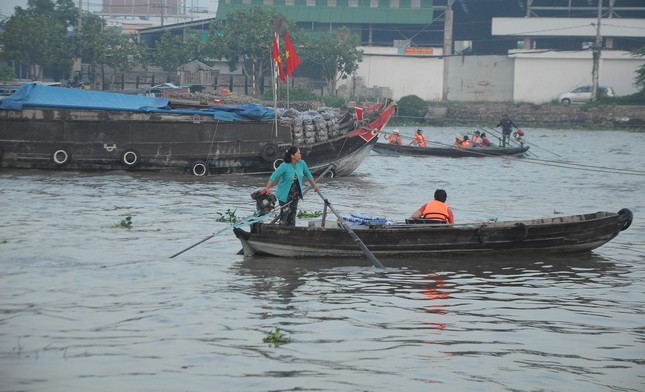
[410,189,454,224]
[388,130,402,145]
[493,113,519,147]
[411,129,427,147]
[265,146,319,226]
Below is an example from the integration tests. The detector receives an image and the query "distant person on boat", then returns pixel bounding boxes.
[265,146,319,226]
[454,134,463,147]
[388,130,402,145]
[480,132,491,147]
[493,113,519,147]
[411,129,427,147]
[460,135,472,148]
[472,130,481,146]
[411,189,454,224]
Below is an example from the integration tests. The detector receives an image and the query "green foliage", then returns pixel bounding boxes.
[397,95,428,118]
[632,45,645,91]
[114,216,132,229]
[215,208,239,223]
[299,27,363,96]
[263,327,290,346]
[322,95,346,107]
[297,210,323,218]
[0,66,16,81]
[607,90,645,105]
[1,10,72,80]
[260,86,320,101]
[98,29,147,89]
[154,29,204,71]
[260,87,346,108]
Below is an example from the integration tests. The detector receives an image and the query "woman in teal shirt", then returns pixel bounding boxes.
[265,146,319,226]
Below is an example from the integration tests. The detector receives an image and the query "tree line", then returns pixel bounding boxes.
[0,0,362,96]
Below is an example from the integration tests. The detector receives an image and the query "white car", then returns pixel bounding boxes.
[556,85,614,104]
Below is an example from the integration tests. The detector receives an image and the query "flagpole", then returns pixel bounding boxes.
[286,76,290,108]
[272,33,279,138]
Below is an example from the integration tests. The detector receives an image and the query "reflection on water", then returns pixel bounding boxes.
[1,127,644,391]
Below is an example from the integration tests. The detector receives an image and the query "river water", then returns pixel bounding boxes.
[1,126,644,391]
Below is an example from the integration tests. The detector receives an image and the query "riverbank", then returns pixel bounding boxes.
[405,103,645,130]
[167,91,645,130]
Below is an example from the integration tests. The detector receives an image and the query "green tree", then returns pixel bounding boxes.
[1,13,70,80]
[632,45,645,91]
[397,95,428,118]
[154,29,205,71]
[0,0,76,80]
[97,29,147,90]
[299,27,363,96]
[0,66,16,81]
[216,6,296,95]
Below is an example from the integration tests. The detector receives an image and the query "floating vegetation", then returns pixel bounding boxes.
[297,210,323,218]
[113,216,132,229]
[263,327,290,346]
[216,208,239,223]
[553,210,563,214]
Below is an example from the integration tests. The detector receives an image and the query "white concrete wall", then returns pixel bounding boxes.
[350,53,444,101]
[445,55,514,102]
[511,50,644,103]
[340,48,644,104]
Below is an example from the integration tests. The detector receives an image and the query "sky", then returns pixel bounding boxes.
[1,0,28,18]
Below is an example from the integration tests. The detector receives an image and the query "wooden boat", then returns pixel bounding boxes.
[0,83,395,176]
[372,142,529,157]
[234,209,633,258]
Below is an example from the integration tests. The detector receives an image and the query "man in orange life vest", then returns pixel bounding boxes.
[388,130,402,145]
[411,189,454,224]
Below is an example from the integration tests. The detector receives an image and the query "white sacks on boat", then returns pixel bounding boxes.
[279,107,341,144]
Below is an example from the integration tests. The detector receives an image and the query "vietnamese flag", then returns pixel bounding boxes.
[285,31,300,77]
[273,34,286,83]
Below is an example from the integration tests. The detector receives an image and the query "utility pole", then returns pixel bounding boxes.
[591,0,602,101]
[442,0,454,101]
[74,0,83,80]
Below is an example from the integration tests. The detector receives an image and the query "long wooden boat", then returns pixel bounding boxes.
[373,142,529,157]
[234,209,632,258]
[0,83,395,176]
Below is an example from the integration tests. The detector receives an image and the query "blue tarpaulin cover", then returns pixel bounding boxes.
[0,83,170,111]
[0,83,276,121]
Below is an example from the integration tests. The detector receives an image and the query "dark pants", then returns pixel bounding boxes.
[278,179,301,226]
[502,130,511,147]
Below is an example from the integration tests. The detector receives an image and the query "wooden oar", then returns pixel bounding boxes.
[169,210,274,259]
[314,189,385,269]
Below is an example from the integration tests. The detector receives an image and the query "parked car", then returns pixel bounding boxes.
[555,85,614,104]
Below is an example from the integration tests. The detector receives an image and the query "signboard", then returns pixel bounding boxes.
[402,48,435,55]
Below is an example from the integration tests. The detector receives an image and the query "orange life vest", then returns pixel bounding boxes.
[389,135,402,144]
[422,200,451,222]
[414,134,427,147]
[461,139,472,148]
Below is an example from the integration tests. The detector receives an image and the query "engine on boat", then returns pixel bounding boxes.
[250,189,277,215]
